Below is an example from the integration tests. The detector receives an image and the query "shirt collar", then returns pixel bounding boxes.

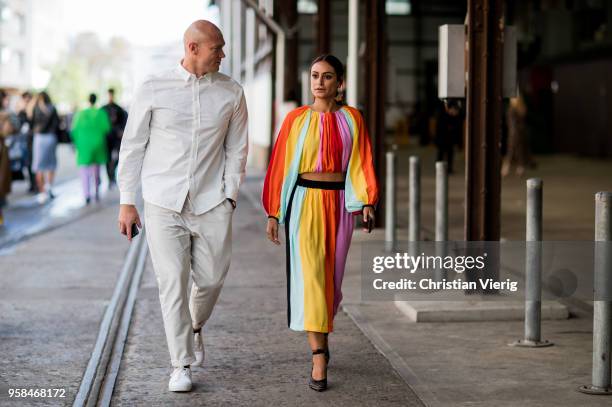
[176,62,214,83]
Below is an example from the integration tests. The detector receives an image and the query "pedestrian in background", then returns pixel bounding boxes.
[71,93,110,204]
[435,99,464,175]
[31,91,60,203]
[263,54,379,392]
[102,88,127,189]
[17,92,37,193]
[0,90,20,225]
[502,93,530,177]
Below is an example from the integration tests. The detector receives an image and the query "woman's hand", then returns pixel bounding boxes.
[362,206,375,233]
[267,218,281,245]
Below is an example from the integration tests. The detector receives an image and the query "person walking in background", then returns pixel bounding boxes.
[0,90,20,226]
[17,92,37,193]
[102,88,127,189]
[71,93,110,205]
[262,54,378,392]
[435,99,463,175]
[31,91,60,203]
[502,93,530,177]
[117,20,248,393]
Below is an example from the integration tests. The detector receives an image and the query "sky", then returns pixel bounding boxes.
[59,0,220,47]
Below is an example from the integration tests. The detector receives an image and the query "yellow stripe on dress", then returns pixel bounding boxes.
[299,188,329,332]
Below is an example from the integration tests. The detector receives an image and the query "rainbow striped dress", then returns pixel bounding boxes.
[262,105,378,333]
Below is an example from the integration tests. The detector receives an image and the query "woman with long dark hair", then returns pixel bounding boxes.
[31,91,59,202]
[262,54,378,391]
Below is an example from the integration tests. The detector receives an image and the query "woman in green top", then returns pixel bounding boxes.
[71,93,111,204]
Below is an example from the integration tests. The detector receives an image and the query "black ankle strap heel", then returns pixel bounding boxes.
[309,348,328,392]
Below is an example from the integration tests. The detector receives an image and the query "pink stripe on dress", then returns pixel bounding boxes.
[332,190,354,316]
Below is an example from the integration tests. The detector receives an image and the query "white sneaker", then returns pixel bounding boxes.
[36,192,48,204]
[194,331,205,367]
[168,367,192,392]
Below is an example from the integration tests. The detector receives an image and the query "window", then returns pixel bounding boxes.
[16,12,26,36]
[0,46,11,65]
[0,3,11,22]
[15,50,24,72]
[386,0,411,15]
[298,0,317,14]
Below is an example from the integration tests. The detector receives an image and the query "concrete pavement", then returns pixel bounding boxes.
[0,191,129,406]
[392,145,612,241]
[339,144,612,406]
[111,176,423,406]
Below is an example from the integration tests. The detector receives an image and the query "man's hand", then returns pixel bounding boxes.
[266,218,280,245]
[118,204,142,241]
[363,206,375,233]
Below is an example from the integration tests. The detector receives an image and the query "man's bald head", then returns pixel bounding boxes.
[182,20,226,76]
[183,20,222,49]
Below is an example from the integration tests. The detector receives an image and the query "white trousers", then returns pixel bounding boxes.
[144,197,233,367]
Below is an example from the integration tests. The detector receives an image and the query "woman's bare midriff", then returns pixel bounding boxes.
[300,172,345,182]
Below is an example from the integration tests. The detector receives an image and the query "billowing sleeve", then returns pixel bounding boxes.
[262,113,295,224]
[344,108,379,212]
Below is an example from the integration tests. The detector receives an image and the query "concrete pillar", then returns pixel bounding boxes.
[245,8,255,84]
[347,0,359,107]
[232,0,243,81]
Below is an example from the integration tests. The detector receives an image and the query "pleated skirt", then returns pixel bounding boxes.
[285,175,354,333]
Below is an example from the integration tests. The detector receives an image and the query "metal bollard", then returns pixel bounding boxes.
[435,161,448,242]
[579,192,612,395]
[408,156,420,257]
[435,162,448,281]
[409,156,421,241]
[510,178,552,348]
[385,151,396,252]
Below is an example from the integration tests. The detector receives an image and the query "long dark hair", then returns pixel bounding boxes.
[311,54,345,105]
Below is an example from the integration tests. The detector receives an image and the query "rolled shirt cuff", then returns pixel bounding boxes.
[120,191,137,206]
[224,185,239,202]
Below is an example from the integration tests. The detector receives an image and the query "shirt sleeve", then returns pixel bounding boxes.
[117,80,153,206]
[345,108,379,212]
[223,88,249,202]
[262,113,294,223]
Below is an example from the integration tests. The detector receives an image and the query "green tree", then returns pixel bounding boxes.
[46,33,131,110]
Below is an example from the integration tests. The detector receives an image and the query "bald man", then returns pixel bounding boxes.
[117,20,248,392]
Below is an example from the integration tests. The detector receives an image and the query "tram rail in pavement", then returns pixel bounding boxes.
[73,227,148,407]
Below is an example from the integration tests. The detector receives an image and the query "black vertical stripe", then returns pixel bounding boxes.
[284,183,298,328]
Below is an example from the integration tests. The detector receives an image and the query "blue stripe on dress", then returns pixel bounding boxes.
[279,112,312,224]
[339,109,362,212]
[288,185,306,331]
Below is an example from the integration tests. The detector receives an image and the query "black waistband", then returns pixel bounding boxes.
[296,175,345,190]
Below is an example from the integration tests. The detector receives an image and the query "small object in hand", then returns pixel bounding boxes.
[131,223,140,238]
[363,217,373,233]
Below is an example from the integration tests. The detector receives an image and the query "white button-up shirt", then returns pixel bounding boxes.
[117,63,248,215]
